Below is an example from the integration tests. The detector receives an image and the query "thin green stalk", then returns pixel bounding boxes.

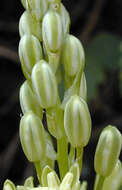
[68,145,75,168]
[34,162,43,185]
[57,137,69,180]
[94,174,105,190]
[76,146,83,174]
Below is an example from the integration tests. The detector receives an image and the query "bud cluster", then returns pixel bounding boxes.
[2,0,122,190]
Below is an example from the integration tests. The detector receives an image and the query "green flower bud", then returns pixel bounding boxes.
[80,181,88,190]
[20,111,46,162]
[47,172,59,189]
[24,176,34,188]
[61,34,85,77]
[19,34,43,80]
[42,10,63,53]
[19,11,42,41]
[69,163,80,189]
[94,125,122,177]
[64,95,91,147]
[60,172,73,190]
[79,72,87,101]
[19,81,43,119]
[31,60,58,108]
[102,160,122,190]
[3,180,16,190]
[27,0,48,21]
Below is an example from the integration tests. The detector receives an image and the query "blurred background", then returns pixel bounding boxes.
[0,0,122,190]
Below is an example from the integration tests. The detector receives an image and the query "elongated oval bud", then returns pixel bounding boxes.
[64,95,92,147]
[32,60,58,108]
[102,160,122,190]
[42,10,63,53]
[3,180,16,190]
[19,35,43,80]
[61,35,85,77]
[79,72,87,101]
[27,0,48,21]
[94,125,122,177]
[19,81,43,119]
[19,11,42,41]
[20,111,46,162]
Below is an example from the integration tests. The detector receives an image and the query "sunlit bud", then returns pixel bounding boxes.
[32,60,58,108]
[64,95,91,147]
[47,172,59,189]
[94,125,122,177]
[102,160,122,190]
[24,176,34,188]
[19,81,43,119]
[27,0,48,21]
[59,4,70,35]
[69,163,80,189]
[60,172,73,190]
[20,111,46,162]
[79,72,87,101]
[19,11,42,41]
[19,34,43,80]
[3,180,16,190]
[61,34,85,77]
[42,10,63,53]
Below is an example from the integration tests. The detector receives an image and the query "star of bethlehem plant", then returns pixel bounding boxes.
[3,0,122,190]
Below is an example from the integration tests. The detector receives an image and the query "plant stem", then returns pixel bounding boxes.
[34,162,42,185]
[76,146,83,174]
[94,174,105,190]
[57,137,69,180]
[68,145,75,168]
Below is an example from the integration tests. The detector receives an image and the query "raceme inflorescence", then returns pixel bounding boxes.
[3,0,122,190]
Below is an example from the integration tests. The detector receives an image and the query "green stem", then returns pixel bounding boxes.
[94,174,105,190]
[68,145,75,168]
[57,137,69,180]
[76,146,83,174]
[34,162,43,185]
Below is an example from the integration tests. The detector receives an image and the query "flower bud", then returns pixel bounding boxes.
[19,81,43,119]
[79,72,87,101]
[19,35,43,80]
[47,172,59,189]
[24,176,34,188]
[31,60,58,108]
[102,160,122,190]
[3,180,16,190]
[94,125,122,177]
[69,163,80,189]
[27,0,48,21]
[20,111,46,162]
[42,10,63,53]
[64,95,91,147]
[60,172,73,190]
[19,11,42,41]
[61,34,85,77]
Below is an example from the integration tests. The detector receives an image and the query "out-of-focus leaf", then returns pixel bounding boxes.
[85,33,121,100]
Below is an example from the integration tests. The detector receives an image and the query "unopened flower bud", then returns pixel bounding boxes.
[19,81,43,119]
[24,176,34,188]
[64,95,91,147]
[79,72,87,101]
[94,125,122,177]
[27,0,48,21]
[42,10,63,53]
[3,180,16,190]
[20,111,46,162]
[61,34,85,77]
[60,172,73,190]
[32,60,58,108]
[19,11,42,41]
[19,34,43,80]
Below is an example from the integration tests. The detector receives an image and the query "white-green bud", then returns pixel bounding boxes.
[64,95,91,147]
[27,0,48,21]
[61,34,85,77]
[94,125,122,177]
[3,180,16,190]
[79,72,87,101]
[20,111,46,162]
[31,60,58,108]
[19,81,43,119]
[24,176,34,188]
[19,34,43,80]
[19,11,42,41]
[42,10,63,53]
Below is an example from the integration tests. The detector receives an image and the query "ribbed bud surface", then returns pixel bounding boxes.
[20,112,46,162]
[19,11,42,41]
[94,125,122,177]
[27,0,48,21]
[3,180,16,190]
[19,35,43,80]
[61,34,85,77]
[42,10,63,53]
[32,60,58,108]
[79,72,87,101]
[64,96,91,147]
